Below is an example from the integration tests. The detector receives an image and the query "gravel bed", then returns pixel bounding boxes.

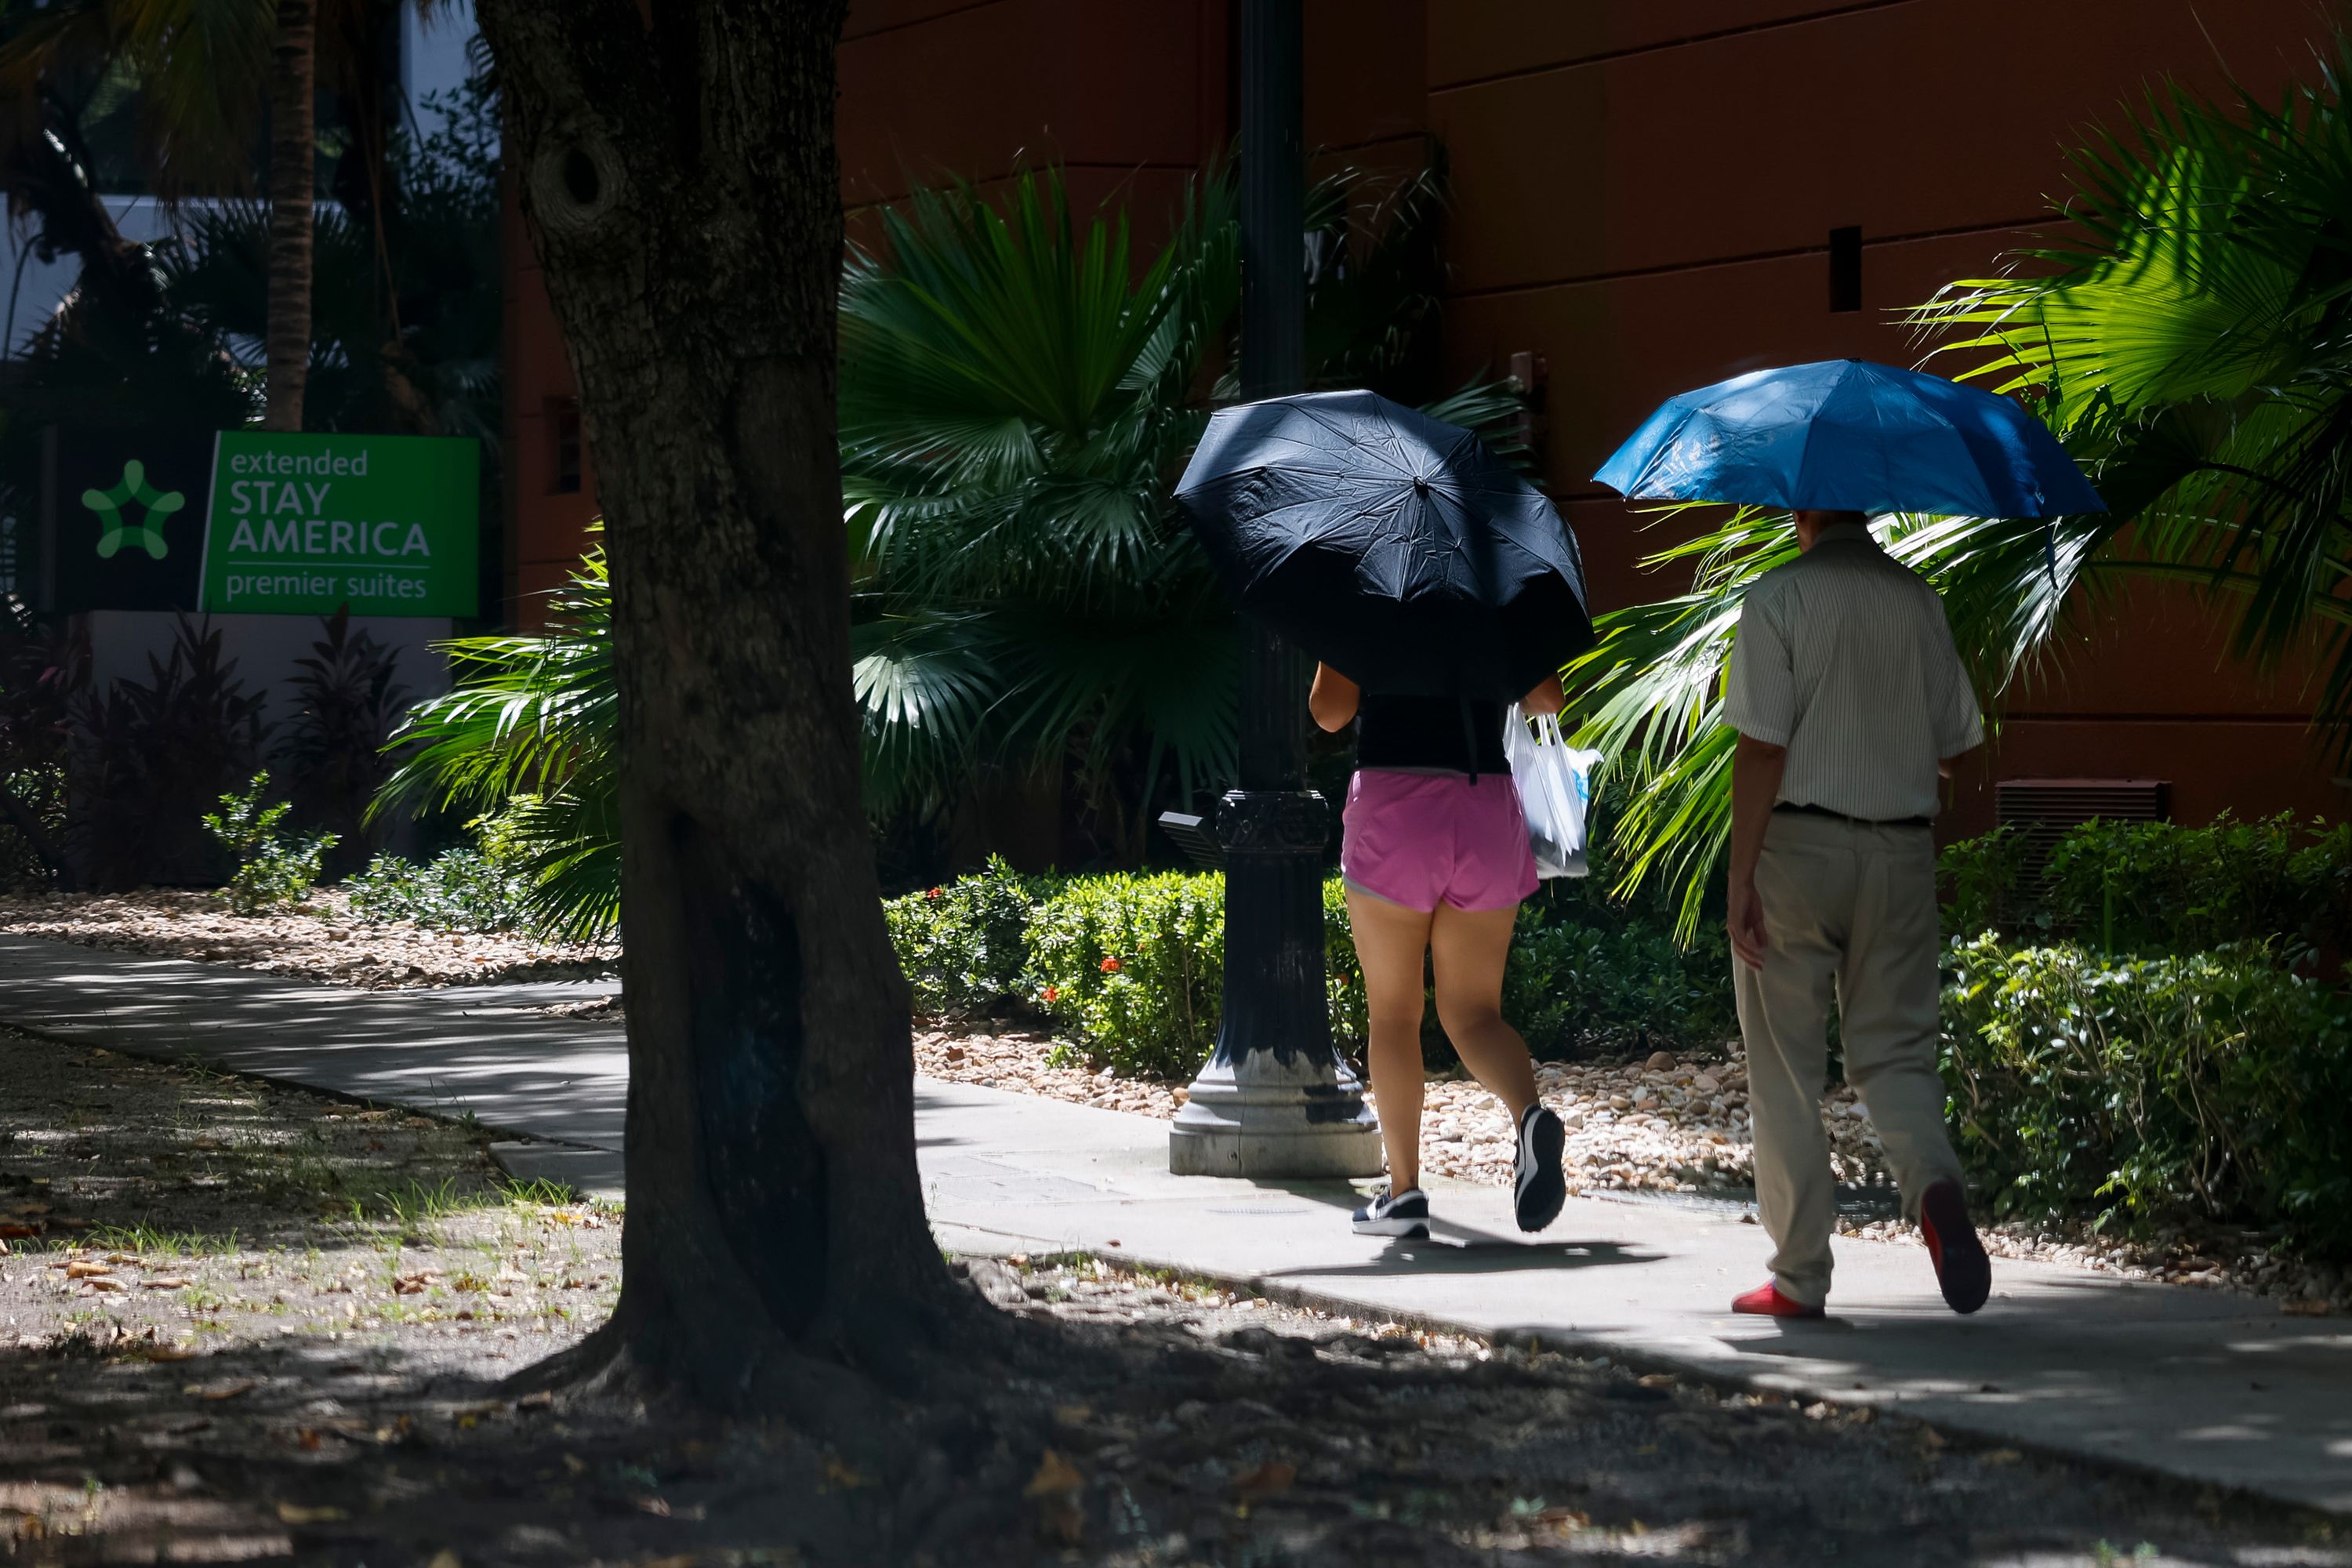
[0,888,619,989]
[916,1024,2352,1317]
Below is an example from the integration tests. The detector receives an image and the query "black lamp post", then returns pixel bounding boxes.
[1167,0,1381,1178]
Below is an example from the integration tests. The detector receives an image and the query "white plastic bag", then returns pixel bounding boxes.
[1505,706,1601,879]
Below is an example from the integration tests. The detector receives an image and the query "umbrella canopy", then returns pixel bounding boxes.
[1593,359,2105,519]
[1176,390,1594,702]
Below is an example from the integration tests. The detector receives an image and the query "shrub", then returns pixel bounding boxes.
[1506,917,1736,1062]
[343,811,540,935]
[201,773,336,915]
[1029,871,1228,1079]
[1940,814,2352,960]
[281,608,410,880]
[72,616,267,889]
[1941,934,2352,1259]
[344,848,533,934]
[882,855,1043,1015]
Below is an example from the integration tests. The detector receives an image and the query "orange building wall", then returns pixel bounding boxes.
[505,0,2352,834]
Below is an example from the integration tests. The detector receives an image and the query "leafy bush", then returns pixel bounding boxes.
[1506,918,1736,1062]
[72,616,267,889]
[1941,935,2352,1259]
[202,774,336,915]
[882,856,1044,1015]
[343,811,540,935]
[281,608,410,880]
[1941,814,2352,960]
[891,858,1735,1080]
[1029,872,1228,1079]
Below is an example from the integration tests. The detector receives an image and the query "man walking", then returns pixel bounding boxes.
[1722,509,1991,1319]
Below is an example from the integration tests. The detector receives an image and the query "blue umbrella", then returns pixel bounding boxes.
[1593,359,2104,519]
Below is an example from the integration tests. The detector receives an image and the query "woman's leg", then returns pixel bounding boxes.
[1429,902,1538,1123]
[1346,887,1436,1192]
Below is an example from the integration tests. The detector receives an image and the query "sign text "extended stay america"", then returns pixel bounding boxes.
[198,433,479,617]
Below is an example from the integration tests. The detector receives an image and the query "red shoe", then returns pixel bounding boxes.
[1731,1281,1824,1319]
[1919,1179,1991,1315]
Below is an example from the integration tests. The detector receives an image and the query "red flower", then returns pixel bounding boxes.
[1041,985,1061,1004]
[924,887,943,900]
[1100,956,1123,974]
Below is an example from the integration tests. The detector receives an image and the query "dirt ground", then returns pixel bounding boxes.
[0,890,618,990]
[2,1031,2348,1566]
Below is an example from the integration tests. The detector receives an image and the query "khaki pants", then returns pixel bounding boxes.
[1733,811,1964,1306]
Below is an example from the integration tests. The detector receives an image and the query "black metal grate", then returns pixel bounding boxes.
[1994,779,2169,867]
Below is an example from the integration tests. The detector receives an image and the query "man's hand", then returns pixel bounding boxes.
[1729,877,1769,971]
[1726,733,1787,973]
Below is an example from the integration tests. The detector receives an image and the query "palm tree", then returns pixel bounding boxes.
[1568,42,2352,936]
[380,158,1524,928]
[263,0,316,430]
[374,535,617,938]
[846,158,1523,848]
[840,166,1240,843]
[0,0,451,428]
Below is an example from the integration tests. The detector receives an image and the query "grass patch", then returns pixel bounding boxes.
[78,1224,241,1258]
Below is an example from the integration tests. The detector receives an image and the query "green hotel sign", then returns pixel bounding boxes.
[198,433,479,616]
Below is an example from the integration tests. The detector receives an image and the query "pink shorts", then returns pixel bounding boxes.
[1341,769,1539,913]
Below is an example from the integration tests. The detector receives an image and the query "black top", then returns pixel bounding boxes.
[1356,693,1508,778]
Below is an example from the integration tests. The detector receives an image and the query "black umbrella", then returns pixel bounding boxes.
[1174,390,1595,701]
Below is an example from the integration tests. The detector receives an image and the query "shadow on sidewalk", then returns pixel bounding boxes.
[1267,1232,1664,1280]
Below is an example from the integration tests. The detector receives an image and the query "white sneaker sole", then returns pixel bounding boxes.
[1352,1214,1430,1238]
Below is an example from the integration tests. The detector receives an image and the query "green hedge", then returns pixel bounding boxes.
[881,856,1043,1015]
[1941,934,2352,1261]
[1941,812,2352,959]
[883,862,1734,1078]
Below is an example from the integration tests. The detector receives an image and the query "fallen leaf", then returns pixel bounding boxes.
[426,1553,461,1568]
[1053,1403,1092,1426]
[632,1495,671,1517]
[1636,1373,1675,1388]
[2282,1297,2332,1316]
[64,1261,113,1279]
[85,1277,124,1293]
[515,1390,554,1412]
[1232,1460,1294,1499]
[1980,1448,2023,1465]
[1024,1450,1083,1498]
[822,1455,871,1490]
[276,1501,347,1524]
[143,1276,191,1290]
[191,1379,256,1401]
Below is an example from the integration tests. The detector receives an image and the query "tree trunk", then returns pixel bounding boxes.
[472,0,969,1414]
[263,0,315,432]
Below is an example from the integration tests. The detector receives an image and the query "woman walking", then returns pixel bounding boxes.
[1312,665,1570,1240]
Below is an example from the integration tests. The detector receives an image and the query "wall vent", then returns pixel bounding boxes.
[1994,778,2169,864]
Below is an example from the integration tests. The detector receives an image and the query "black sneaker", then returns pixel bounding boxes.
[1514,1103,1567,1232]
[1919,1179,1991,1315]
[1351,1186,1430,1238]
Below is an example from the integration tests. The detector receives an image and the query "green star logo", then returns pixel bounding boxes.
[82,459,184,561]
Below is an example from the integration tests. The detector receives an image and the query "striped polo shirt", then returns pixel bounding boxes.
[1724,521,1983,822]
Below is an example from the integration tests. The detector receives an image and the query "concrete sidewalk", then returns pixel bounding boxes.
[2,933,2347,1513]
